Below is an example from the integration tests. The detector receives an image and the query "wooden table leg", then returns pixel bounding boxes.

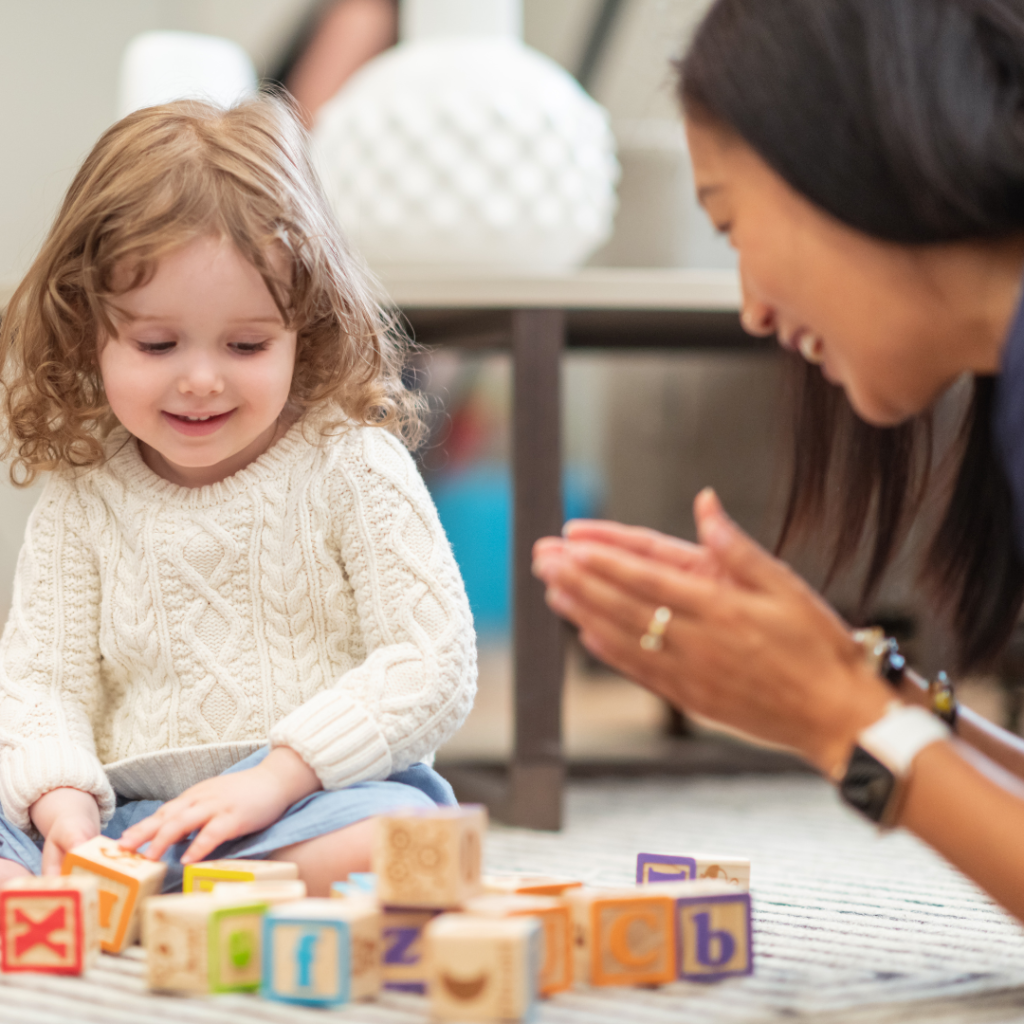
[508,308,566,830]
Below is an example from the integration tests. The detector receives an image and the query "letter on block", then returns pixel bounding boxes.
[381,906,440,993]
[62,835,166,952]
[426,913,541,1022]
[676,890,753,981]
[637,852,751,889]
[374,805,486,909]
[465,894,572,996]
[0,876,100,974]
[144,893,268,994]
[567,888,677,987]
[183,858,299,893]
[482,874,583,898]
[263,897,381,1006]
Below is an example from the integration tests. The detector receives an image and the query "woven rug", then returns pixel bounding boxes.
[3,774,1024,1023]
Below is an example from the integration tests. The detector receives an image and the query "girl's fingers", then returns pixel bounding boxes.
[143,805,213,862]
[119,813,165,850]
[181,816,238,865]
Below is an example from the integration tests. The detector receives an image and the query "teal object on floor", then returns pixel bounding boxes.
[429,464,602,636]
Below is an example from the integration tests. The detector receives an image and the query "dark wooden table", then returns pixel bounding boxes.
[383,269,765,830]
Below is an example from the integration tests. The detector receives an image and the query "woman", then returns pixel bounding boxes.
[533,0,1024,924]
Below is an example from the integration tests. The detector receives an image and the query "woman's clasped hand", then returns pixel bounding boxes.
[532,487,892,778]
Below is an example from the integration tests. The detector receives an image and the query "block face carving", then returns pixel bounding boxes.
[676,892,753,981]
[263,920,348,1006]
[374,806,486,909]
[62,836,166,952]
[637,852,751,889]
[208,905,265,992]
[426,914,540,1022]
[0,878,98,974]
[183,859,299,893]
[145,898,209,993]
[381,907,439,993]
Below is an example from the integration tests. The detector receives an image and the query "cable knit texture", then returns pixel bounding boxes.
[0,421,477,831]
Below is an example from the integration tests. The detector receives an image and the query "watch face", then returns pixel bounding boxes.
[839,746,896,824]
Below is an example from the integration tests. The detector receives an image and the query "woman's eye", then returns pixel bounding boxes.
[136,340,175,353]
[715,222,733,237]
[231,340,271,354]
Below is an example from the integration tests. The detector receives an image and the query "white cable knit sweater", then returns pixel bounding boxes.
[0,420,477,831]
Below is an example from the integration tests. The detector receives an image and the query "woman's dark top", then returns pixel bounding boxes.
[995,289,1024,556]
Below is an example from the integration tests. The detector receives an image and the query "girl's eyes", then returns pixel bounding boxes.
[230,340,271,354]
[133,340,271,354]
[135,340,175,353]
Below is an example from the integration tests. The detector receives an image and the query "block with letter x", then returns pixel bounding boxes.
[62,835,166,952]
[0,875,100,974]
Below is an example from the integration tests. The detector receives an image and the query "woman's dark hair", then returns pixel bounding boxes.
[680,0,1024,670]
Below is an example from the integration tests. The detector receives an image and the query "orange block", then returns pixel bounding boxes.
[568,888,676,987]
[464,894,573,996]
[482,875,583,898]
[62,836,166,953]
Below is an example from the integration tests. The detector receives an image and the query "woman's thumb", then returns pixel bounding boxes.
[695,488,782,592]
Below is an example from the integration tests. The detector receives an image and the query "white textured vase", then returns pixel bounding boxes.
[314,0,619,273]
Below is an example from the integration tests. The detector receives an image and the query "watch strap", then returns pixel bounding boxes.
[858,702,950,774]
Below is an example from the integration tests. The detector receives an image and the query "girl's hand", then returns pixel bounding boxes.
[118,746,321,864]
[533,489,891,775]
[29,788,102,876]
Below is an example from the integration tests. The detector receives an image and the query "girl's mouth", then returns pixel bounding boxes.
[163,410,235,436]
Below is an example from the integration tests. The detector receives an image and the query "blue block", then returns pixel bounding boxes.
[262,913,350,1007]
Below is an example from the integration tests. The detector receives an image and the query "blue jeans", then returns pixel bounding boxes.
[0,746,456,891]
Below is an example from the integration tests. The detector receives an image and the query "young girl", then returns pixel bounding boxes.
[0,94,477,895]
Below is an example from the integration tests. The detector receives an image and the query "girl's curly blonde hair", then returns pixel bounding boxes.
[0,93,423,485]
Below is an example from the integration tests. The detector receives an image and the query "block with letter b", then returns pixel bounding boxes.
[374,805,486,909]
[674,886,752,981]
[183,858,299,893]
[426,913,541,1022]
[62,835,166,952]
[144,893,269,994]
[0,876,100,974]
[465,893,573,995]
[262,897,381,1006]
[637,852,751,889]
[567,887,677,987]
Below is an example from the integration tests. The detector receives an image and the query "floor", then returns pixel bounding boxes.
[5,774,1024,1023]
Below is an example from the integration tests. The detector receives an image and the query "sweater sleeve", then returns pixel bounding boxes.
[0,474,115,831]
[269,427,477,789]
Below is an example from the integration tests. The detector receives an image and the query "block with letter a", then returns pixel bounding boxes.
[183,858,299,893]
[62,835,166,952]
[425,913,541,1022]
[637,852,751,889]
[0,876,100,974]
[567,887,677,987]
[262,896,380,1006]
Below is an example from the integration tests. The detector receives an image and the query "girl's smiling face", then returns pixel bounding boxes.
[684,115,1017,426]
[99,234,298,487]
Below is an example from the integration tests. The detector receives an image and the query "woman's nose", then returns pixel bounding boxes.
[740,300,777,337]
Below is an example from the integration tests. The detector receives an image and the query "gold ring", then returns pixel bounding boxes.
[640,606,672,652]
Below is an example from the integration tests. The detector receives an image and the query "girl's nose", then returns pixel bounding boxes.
[178,355,224,396]
[740,300,776,337]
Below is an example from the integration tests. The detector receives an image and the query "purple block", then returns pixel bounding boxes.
[675,891,754,982]
[636,852,698,885]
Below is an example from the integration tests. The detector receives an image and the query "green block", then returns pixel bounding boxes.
[207,902,268,993]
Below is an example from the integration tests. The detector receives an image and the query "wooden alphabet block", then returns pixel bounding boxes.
[62,835,166,952]
[330,881,360,899]
[426,913,541,1022]
[381,906,440,993]
[636,852,751,889]
[0,876,100,974]
[567,887,677,987]
[144,893,269,993]
[482,874,583,898]
[465,893,573,995]
[211,879,307,904]
[664,882,753,981]
[262,897,381,1006]
[374,805,486,910]
[183,858,299,893]
[346,872,377,895]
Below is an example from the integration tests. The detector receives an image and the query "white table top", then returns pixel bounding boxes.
[1,268,741,314]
